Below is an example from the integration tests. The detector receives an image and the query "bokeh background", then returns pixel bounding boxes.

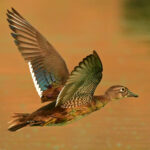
[0,0,150,150]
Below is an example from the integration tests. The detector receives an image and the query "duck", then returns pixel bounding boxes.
[7,8,138,132]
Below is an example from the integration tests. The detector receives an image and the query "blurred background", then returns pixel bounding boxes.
[0,0,150,150]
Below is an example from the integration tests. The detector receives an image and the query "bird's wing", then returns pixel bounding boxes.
[7,8,69,98]
[56,51,103,107]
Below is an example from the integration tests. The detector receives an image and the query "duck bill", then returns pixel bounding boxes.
[127,90,138,98]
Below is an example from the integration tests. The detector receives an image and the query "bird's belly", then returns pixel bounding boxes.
[45,115,87,126]
[44,107,93,126]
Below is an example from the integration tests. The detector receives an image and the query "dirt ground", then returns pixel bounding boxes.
[0,0,150,150]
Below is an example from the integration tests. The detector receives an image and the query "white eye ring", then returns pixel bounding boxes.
[120,87,125,92]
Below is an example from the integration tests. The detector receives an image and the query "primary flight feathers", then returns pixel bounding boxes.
[7,8,69,97]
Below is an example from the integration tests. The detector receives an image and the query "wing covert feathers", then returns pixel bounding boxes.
[56,50,103,107]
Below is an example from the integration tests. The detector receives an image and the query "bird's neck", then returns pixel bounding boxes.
[93,94,111,109]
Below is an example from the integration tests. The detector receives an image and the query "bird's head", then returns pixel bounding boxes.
[105,85,138,101]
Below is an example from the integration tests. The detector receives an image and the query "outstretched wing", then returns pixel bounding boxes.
[56,51,103,108]
[7,8,69,98]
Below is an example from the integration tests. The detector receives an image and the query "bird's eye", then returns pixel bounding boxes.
[120,87,126,92]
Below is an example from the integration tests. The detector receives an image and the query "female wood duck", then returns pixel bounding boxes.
[7,8,138,132]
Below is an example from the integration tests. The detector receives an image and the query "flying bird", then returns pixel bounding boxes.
[7,8,138,132]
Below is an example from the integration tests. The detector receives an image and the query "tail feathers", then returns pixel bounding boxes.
[8,113,30,132]
[8,122,28,132]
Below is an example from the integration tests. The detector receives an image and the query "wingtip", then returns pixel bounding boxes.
[7,7,16,14]
[9,24,16,32]
[11,7,24,19]
[6,9,9,14]
[11,7,16,13]
[11,32,17,39]
[93,50,103,70]
[7,18,12,24]
[14,40,19,45]
[93,50,96,53]
[93,50,98,57]
[7,9,12,16]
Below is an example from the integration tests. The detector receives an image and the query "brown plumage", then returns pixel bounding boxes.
[41,85,63,103]
[7,7,69,99]
[7,8,138,132]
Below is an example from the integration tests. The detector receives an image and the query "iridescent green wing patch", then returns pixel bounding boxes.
[56,51,103,107]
